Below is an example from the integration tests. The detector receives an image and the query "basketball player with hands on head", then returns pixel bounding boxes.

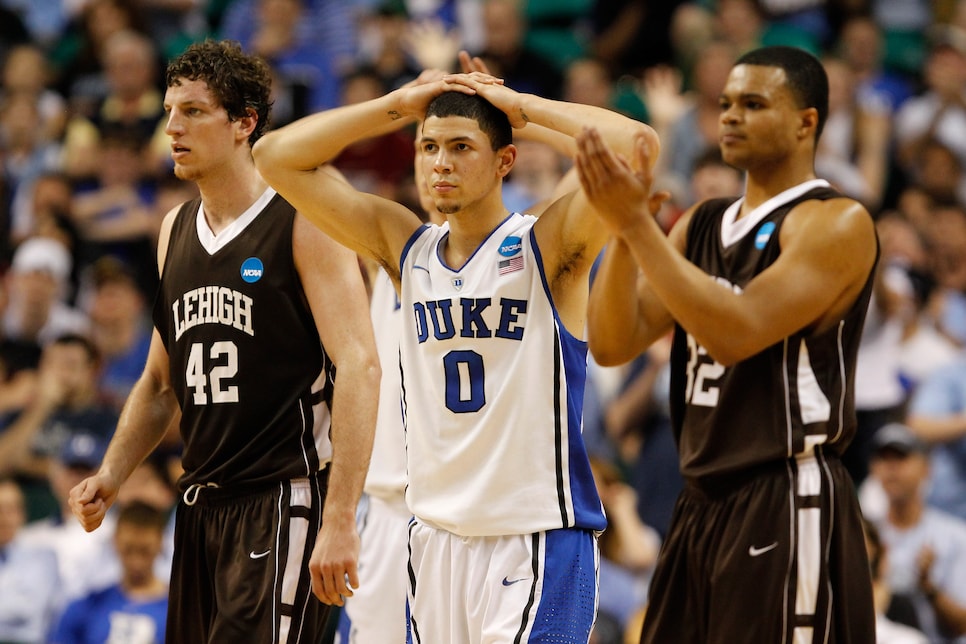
[253,66,658,641]
[579,46,879,643]
[67,40,380,643]
[335,51,585,644]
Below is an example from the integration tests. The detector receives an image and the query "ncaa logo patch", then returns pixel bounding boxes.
[498,236,523,257]
[754,222,776,250]
[240,257,264,283]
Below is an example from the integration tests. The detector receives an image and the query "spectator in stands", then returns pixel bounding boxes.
[816,56,891,212]
[868,423,966,641]
[474,0,564,99]
[69,129,160,294]
[219,0,357,118]
[0,475,61,642]
[894,26,966,205]
[61,29,168,182]
[19,432,120,605]
[906,348,966,522]
[0,93,63,236]
[863,516,930,644]
[9,171,75,252]
[82,257,151,414]
[0,43,68,142]
[0,335,116,520]
[50,500,169,644]
[332,67,417,200]
[836,14,915,116]
[49,0,151,112]
[2,237,88,347]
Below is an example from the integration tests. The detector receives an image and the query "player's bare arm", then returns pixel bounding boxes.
[293,215,380,606]
[252,77,477,279]
[581,128,676,365]
[69,208,182,532]
[587,235,680,367]
[577,126,877,367]
[467,77,658,255]
[459,77,659,333]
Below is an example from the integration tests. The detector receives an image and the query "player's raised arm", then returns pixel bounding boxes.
[252,77,476,277]
[576,126,877,367]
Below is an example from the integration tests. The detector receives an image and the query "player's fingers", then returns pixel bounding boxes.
[75,500,105,532]
[310,567,326,603]
[457,50,474,73]
[345,561,360,593]
[69,478,95,505]
[649,191,673,216]
[575,128,608,188]
[317,564,345,606]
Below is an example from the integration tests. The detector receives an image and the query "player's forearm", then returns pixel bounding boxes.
[323,359,380,522]
[253,94,417,174]
[100,374,179,487]
[515,94,657,166]
[588,239,668,366]
[618,216,770,366]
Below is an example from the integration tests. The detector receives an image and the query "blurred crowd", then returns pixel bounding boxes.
[1,0,966,642]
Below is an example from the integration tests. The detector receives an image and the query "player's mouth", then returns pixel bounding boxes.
[171,143,191,159]
[433,182,456,194]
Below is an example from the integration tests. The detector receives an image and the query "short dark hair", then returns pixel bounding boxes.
[165,40,273,145]
[424,92,512,151]
[51,333,100,365]
[735,46,829,141]
[117,500,168,533]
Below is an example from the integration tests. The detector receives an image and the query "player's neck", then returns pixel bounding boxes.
[742,167,818,213]
[197,165,270,234]
[443,201,511,267]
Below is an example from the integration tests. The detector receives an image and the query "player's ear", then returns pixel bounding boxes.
[798,108,819,140]
[236,107,259,142]
[496,144,516,178]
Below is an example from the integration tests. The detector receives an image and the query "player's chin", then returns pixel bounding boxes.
[172,164,200,182]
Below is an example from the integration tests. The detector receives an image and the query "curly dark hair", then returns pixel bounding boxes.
[165,40,273,145]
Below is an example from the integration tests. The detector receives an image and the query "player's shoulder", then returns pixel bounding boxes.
[785,194,874,238]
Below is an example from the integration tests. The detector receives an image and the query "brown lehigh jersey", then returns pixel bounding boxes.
[668,180,878,480]
[154,191,334,491]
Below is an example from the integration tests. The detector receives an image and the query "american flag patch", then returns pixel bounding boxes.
[498,256,524,275]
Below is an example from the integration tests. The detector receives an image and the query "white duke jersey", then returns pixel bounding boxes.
[398,213,605,537]
[363,268,408,500]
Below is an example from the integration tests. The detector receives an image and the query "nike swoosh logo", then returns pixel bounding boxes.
[502,576,528,586]
[250,550,271,559]
[748,542,779,557]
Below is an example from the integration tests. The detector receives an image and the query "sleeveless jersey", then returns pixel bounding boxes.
[669,179,877,479]
[154,189,334,490]
[399,213,605,536]
[363,268,408,500]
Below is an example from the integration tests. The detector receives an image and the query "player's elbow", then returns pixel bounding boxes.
[701,341,750,368]
[251,135,271,165]
[588,337,637,367]
[252,133,287,178]
[349,349,382,390]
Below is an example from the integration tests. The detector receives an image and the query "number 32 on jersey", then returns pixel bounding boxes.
[683,276,735,408]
